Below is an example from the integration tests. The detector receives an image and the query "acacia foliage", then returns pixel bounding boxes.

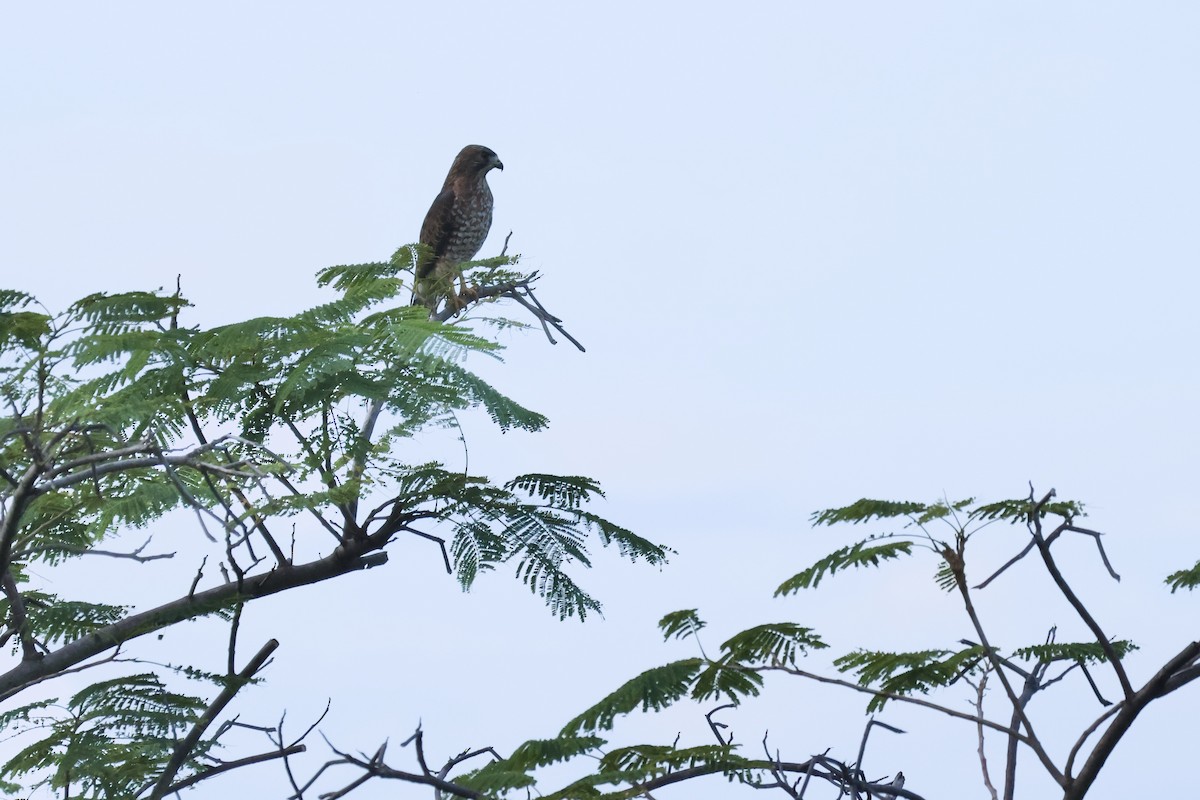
[0,251,667,798]
[439,492,1197,800]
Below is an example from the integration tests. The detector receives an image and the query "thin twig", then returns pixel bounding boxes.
[163,744,305,794]
[13,536,175,563]
[854,717,904,784]
[404,527,453,574]
[433,271,586,352]
[1064,704,1121,780]
[969,669,1000,800]
[705,703,736,745]
[760,665,1031,744]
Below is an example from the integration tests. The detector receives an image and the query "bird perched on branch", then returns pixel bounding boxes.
[412,144,504,312]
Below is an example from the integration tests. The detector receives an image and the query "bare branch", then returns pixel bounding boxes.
[13,535,175,563]
[272,703,331,800]
[1075,662,1112,706]
[760,665,1032,744]
[943,545,1063,785]
[438,745,503,779]
[148,639,279,799]
[162,743,306,795]
[1028,513,1132,699]
[1,569,38,661]
[311,734,488,800]
[290,701,332,749]
[974,539,1036,589]
[0,646,127,705]
[434,272,586,352]
[1064,704,1121,780]
[1054,525,1121,581]
[401,724,432,777]
[854,717,904,782]
[760,731,800,799]
[0,531,394,701]
[627,755,930,800]
[1068,640,1200,798]
[404,527,453,574]
[967,669,1000,800]
[705,703,736,746]
[188,556,208,600]
[227,601,244,676]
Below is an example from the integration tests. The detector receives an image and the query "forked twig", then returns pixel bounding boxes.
[435,271,586,352]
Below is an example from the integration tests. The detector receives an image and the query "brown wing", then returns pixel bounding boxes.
[417,186,458,280]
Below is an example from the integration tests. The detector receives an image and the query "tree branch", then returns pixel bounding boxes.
[434,272,586,352]
[967,669,1000,800]
[148,639,279,799]
[0,531,394,698]
[616,757,929,800]
[1,568,39,661]
[1067,640,1200,798]
[1029,514,1132,699]
[760,665,1033,744]
[943,545,1062,785]
[161,743,305,795]
[12,536,175,563]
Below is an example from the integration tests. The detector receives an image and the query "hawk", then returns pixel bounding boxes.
[412,144,504,311]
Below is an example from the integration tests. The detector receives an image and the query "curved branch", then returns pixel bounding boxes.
[0,529,395,699]
[1029,515,1133,699]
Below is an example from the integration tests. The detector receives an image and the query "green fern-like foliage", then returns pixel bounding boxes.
[691,661,764,702]
[718,622,827,665]
[811,499,933,526]
[563,617,831,746]
[455,735,606,795]
[536,743,750,800]
[1166,560,1200,592]
[658,609,706,642]
[0,674,209,798]
[0,249,668,797]
[796,493,1096,596]
[775,540,913,593]
[971,498,1086,522]
[834,646,989,712]
[1012,640,1138,665]
[498,735,608,772]
[560,659,705,735]
[600,743,738,776]
[529,489,1189,799]
[0,590,126,651]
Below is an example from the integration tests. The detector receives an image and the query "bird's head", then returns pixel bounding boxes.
[452,144,503,177]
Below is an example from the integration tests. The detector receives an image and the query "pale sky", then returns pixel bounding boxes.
[3,3,1200,798]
